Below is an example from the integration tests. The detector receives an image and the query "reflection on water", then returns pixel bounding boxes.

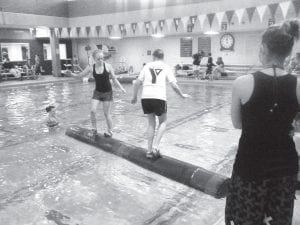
[0,81,267,225]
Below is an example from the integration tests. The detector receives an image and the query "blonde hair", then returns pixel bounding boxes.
[92,49,104,59]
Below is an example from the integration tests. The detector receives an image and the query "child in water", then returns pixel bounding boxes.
[46,106,59,127]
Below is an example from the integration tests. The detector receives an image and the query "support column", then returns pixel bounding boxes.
[49,28,61,77]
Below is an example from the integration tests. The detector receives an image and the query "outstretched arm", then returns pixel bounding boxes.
[68,65,91,78]
[108,64,126,93]
[170,81,191,98]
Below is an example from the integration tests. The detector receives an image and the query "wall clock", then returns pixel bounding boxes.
[220,33,235,51]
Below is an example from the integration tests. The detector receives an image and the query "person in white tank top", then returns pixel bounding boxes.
[131,49,190,158]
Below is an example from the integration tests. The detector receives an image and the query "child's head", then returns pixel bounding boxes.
[46,106,56,115]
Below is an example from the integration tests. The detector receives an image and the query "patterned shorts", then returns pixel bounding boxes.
[225,174,297,225]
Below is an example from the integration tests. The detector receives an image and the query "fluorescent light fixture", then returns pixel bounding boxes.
[151,33,165,38]
[109,36,122,40]
[204,30,219,35]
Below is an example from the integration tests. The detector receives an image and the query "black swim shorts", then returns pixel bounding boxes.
[141,99,167,116]
[92,90,113,101]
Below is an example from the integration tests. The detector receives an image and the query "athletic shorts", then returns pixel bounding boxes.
[92,90,113,101]
[141,99,167,116]
[225,173,297,225]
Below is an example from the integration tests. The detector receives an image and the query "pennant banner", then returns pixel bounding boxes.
[181,16,189,30]
[198,14,206,29]
[235,8,245,24]
[207,13,215,28]
[279,1,291,18]
[226,10,235,24]
[216,12,225,26]
[246,7,256,22]
[67,27,71,38]
[86,27,91,37]
[293,0,300,15]
[269,3,279,19]
[257,5,267,22]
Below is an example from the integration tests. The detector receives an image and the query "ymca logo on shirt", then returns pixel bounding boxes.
[149,67,163,84]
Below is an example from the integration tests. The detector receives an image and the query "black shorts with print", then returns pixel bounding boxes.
[225,173,297,225]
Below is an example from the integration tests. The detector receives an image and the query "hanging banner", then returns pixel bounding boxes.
[131,23,137,34]
[144,21,151,35]
[151,20,158,30]
[58,28,63,37]
[198,14,206,29]
[95,26,101,37]
[181,16,189,30]
[76,27,81,37]
[166,19,173,32]
[235,8,245,24]
[107,25,113,36]
[216,12,225,26]
[246,7,256,22]
[279,1,291,19]
[257,5,267,22]
[269,3,279,19]
[158,20,165,31]
[226,10,235,24]
[293,0,300,15]
[207,13,215,28]
[173,18,180,31]
[67,27,71,38]
[86,27,91,37]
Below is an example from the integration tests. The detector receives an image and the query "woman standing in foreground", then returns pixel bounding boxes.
[226,20,300,225]
[69,49,126,137]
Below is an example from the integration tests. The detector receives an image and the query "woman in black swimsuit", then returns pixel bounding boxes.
[70,49,126,137]
[226,20,300,225]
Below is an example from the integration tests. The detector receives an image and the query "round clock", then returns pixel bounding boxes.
[220,33,235,51]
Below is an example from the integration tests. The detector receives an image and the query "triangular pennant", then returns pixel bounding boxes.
[107,25,113,35]
[151,20,158,30]
[181,16,189,30]
[158,20,165,31]
[246,7,256,22]
[226,10,235,24]
[86,27,90,37]
[144,21,151,34]
[216,12,225,26]
[166,19,173,31]
[173,18,180,31]
[269,3,279,19]
[235,8,245,24]
[67,27,71,38]
[96,26,101,37]
[76,27,80,37]
[58,27,63,37]
[207,13,215,28]
[293,0,300,15]
[198,14,206,29]
[279,1,291,19]
[257,5,267,22]
[131,23,137,34]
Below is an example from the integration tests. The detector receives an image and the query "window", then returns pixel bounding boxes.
[0,43,30,62]
[180,38,193,57]
[43,43,67,60]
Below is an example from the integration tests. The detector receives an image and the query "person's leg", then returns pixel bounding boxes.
[264,175,297,225]
[103,101,113,135]
[91,99,99,131]
[225,173,266,225]
[152,113,167,151]
[146,114,156,154]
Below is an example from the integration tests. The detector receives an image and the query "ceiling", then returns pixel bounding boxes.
[0,0,219,17]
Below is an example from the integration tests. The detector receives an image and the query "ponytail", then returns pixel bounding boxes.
[281,19,300,41]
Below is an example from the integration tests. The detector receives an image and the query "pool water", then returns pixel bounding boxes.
[0,81,299,225]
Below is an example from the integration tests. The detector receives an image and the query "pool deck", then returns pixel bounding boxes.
[0,75,234,89]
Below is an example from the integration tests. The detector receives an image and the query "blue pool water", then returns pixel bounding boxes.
[0,81,299,225]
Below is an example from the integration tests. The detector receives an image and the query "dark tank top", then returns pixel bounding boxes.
[93,63,112,92]
[233,71,299,181]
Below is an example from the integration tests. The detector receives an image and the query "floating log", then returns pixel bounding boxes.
[66,126,230,199]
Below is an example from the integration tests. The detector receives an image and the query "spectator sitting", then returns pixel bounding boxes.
[212,57,225,80]
[206,53,215,80]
